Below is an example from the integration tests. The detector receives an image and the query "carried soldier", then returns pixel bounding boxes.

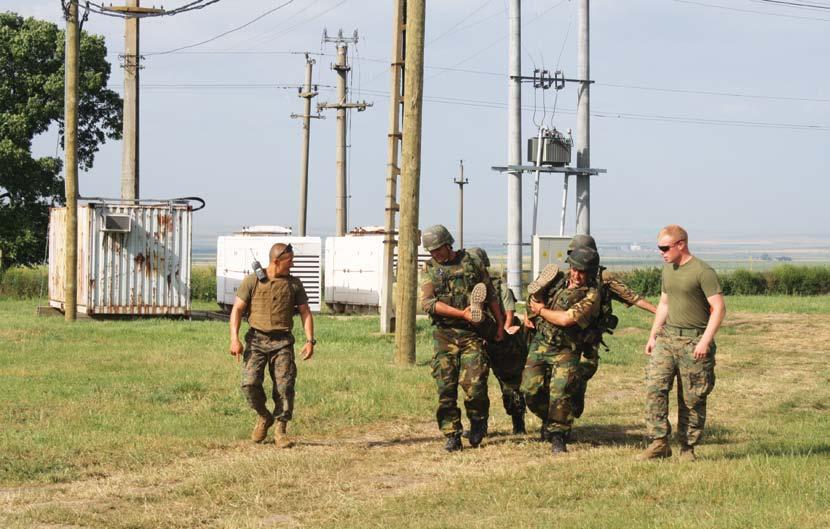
[419,224,505,452]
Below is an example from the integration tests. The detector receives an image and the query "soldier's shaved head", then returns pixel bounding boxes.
[658,224,688,243]
[269,243,292,263]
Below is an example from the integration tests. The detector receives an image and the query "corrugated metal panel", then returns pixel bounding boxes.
[48,203,192,316]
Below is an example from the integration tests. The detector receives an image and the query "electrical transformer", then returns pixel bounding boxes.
[527,129,572,166]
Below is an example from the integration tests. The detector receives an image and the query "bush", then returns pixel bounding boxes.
[616,267,662,297]
[721,269,767,295]
[191,265,216,302]
[766,265,830,295]
[0,266,48,298]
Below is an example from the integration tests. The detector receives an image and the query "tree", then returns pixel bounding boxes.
[0,11,122,267]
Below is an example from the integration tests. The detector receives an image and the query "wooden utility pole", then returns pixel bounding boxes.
[104,1,164,202]
[394,0,425,366]
[63,0,80,321]
[379,0,406,334]
[318,30,372,236]
[454,160,468,250]
[291,54,322,236]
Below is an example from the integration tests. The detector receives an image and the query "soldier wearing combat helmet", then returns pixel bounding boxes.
[521,246,601,453]
[566,235,657,420]
[419,224,505,452]
[229,243,315,449]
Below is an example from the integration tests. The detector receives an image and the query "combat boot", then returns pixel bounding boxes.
[511,413,526,435]
[468,420,488,447]
[636,437,672,460]
[273,421,293,449]
[550,432,568,454]
[469,282,487,323]
[539,423,551,442]
[445,433,463,452]
[679,444,696,462]
[528,264,560,297]
[251,412,274,443]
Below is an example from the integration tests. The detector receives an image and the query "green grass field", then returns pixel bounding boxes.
[1,296,829,528]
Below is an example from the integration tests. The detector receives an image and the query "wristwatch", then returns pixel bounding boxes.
[306,338,317,345]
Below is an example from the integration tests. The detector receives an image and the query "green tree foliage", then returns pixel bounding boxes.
[0,11,122,267]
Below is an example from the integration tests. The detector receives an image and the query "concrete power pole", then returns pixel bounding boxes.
[63,0,80,321]
[105,1,164,202]
[395,0,425,366]
[454,160,468,250]
[380,0,406,334]
[507,0,523,299]
[318,30,372,236]
[575,0,590,234]
[291,54,321,236]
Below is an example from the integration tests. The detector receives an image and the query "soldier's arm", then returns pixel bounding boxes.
[298,303,315,361]
[607,278,657,314]
[645,292,670,356]
[634,297,657,314]
[229,296,247,359]
[693,293,725,360]
[533,290,599,329]
[420,274,472,321]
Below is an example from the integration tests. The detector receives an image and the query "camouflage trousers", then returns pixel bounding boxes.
[520,334,581,434]
[645,329,716,446]
[430,327,490,437]
[241,328,297,422]
[482,317,528,417]
[572,346,600,419]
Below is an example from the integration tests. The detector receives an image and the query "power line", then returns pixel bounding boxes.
[673,0,830,21]
[145,0,296,56]
[751,0,830,10]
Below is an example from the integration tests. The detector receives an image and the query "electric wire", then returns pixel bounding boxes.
[750,0,830,10]
[673,0,830,21]
[145,0,296,56]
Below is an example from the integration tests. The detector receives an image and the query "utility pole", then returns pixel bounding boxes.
[507,0,523,299]
[104,1,164,202]
[575,0,590,234]
[380,0,406,334]
[318,29,372,236]
[291,54,322,236]
[454,160,468,250]
[394,0,425,366]
[63,0,80,322]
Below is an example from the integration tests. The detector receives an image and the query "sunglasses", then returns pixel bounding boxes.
[657,240,685,252]
[274,243,294,261]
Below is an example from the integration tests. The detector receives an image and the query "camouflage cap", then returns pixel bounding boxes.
[567,234,597,253]
[467,247,490,267]
[567,246,600,272]
[421,224,454,251]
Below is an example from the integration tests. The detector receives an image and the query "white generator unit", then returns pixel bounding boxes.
[532,235,572,281]
[216,226,322,312]
[324,234,429,313]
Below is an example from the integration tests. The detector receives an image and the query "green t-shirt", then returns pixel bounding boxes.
[661,256,722,329]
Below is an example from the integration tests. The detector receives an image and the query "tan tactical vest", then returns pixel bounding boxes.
[248,277,296,333]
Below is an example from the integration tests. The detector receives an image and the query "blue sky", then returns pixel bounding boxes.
[8,0,830,245]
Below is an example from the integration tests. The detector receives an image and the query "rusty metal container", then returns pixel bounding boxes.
[48,202,192,316]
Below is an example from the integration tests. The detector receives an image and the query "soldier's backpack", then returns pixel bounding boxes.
[587,266,619,351]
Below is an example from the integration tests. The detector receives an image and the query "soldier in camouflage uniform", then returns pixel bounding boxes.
[567,235,657,420]
[419,225,505,452]
[469,247,528,434]
[640,225,725,461]
[521,247,601,453]
[229,243,316,449]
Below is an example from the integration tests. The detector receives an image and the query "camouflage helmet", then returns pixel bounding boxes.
[567,246,600,272]
[568,234,597,253]
[467,247,490,267]
[421,224,454,251]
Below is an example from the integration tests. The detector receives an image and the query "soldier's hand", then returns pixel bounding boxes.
[528,298,544,315]
[505,324,520,335]
[524,316,536,330]
[692,340,710,360]
[230,339,244,362]
[301,342,314,361]
[644,336,656,356]
[461,306,474,322]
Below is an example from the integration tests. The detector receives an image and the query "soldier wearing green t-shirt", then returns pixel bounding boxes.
[229,243,315,449]
[639,225,725,461]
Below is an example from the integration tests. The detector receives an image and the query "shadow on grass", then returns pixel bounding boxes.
[717,442,830,460]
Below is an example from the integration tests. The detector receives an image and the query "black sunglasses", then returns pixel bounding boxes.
[657,240,685,252]
[274,243,294,261]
